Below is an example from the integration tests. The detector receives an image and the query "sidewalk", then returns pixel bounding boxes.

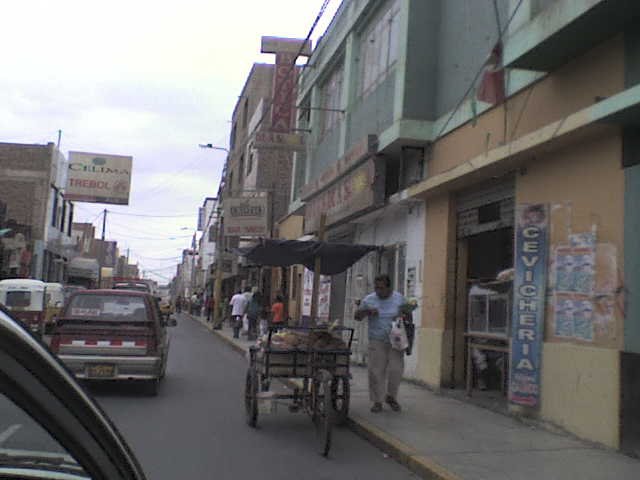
[188,314,640,479]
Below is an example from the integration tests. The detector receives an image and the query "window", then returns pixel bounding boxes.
[243,98,249,128]
[51,187,59,227]
[239,155,245,181]
[60,201,67,233]
[321,63,344,135]
[67,294,149,322]
[230,122,237,150]
[359,0,401,97]
[67,203,74,236]
[6,291,31,307]
[209,225,216,242]
[246,152,254,176]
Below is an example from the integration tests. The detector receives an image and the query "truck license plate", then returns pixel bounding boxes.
[87,364,115,378]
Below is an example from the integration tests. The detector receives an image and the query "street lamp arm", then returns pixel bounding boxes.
[198,144,230,153]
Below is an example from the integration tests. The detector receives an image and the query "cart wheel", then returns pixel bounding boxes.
[331,376,350,425]
[245,368,258,428]
[313,370,333,457]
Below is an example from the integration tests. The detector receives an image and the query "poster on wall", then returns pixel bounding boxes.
[552,231,598,342]
[301,268,331,323]
[508,204,549,408]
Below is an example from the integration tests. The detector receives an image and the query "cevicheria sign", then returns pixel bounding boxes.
[65,152,133,205]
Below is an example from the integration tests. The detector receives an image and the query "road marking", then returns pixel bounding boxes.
[0,424,22,444]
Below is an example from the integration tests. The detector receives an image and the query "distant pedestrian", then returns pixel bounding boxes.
[355,274,406,413]
[246,291,263,341]
[175,296,183,313]
[229,290,249,339]
[270,295,285,327]
[206,295,215,323]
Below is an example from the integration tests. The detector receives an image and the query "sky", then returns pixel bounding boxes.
[1,0,341,284]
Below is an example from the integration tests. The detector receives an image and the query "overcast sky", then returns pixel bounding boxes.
[1,0,340,284]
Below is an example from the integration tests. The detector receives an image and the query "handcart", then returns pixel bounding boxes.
[245,325,354,457]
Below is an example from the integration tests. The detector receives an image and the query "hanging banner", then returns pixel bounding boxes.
[509,204,549,408]
[66,152,132,205]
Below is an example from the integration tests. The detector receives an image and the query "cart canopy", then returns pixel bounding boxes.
[236,239,379,275]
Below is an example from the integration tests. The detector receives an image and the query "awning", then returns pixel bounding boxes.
[235,239,380,275]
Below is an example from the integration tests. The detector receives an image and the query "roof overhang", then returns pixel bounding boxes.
[504,0,640,71]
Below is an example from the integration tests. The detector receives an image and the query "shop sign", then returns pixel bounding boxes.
[300,135,378,201]
[253,131,305,151]
[301,268,331,323]
[66,152,132,205]
[223,195,269,237]
[304,157,385,234]
[509,204,549,408]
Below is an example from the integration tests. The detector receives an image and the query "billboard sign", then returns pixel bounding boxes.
[222,195,269,237]
[509,204,549,408]
[66,152,132,205]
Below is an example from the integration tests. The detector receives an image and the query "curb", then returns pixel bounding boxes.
[197,315,459,480]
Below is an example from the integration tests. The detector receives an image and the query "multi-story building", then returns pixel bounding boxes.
[288,0,640,453]
[196,197,218,296]
[0,142,75,281]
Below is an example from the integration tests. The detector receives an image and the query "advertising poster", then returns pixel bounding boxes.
[301,268,331,323]
[509,204,549,408]
[66,152,132,205]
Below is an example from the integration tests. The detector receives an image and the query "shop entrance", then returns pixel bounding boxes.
[451,180,515,402]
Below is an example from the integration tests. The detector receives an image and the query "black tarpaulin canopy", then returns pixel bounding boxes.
[236,239,380,275]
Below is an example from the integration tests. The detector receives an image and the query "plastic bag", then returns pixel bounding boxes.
[242,314,249,332]
[389,317,409,351]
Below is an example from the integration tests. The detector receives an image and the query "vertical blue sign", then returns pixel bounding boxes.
[509,204,549,407]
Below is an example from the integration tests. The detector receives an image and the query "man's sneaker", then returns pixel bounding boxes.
[370,402,383,413]
[385,396,401,412]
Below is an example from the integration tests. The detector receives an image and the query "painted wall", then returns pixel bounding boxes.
[417,193,455,387]
[540,342,620,448]
[516,131,624,448]
[404,200,426,377]
[430,35,625,177]
[434,0,510,117]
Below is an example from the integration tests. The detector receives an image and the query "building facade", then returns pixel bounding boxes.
[285,0,640,453]
[0,142,75,281]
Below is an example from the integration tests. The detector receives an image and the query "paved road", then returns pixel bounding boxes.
[90,314,416,480]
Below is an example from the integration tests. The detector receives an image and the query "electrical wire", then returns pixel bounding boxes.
[434,0,526,141]
[106,210,195,218]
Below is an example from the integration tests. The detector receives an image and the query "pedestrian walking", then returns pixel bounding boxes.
[355,274,406,413]
[246,291,263,341]
[175,296,182,313]
[229,290,249,339]
[270,294,285,327]
[206,295,215,323]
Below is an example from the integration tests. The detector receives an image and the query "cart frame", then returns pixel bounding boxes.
[245,325,354,456]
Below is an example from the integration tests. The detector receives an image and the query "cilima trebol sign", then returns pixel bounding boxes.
[65,152,132,205]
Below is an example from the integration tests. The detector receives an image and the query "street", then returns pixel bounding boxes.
[89,314,416,480]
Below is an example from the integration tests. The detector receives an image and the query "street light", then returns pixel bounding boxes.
[199,144,229,153]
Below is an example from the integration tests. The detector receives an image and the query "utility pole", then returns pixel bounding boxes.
[97,209,107,287]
